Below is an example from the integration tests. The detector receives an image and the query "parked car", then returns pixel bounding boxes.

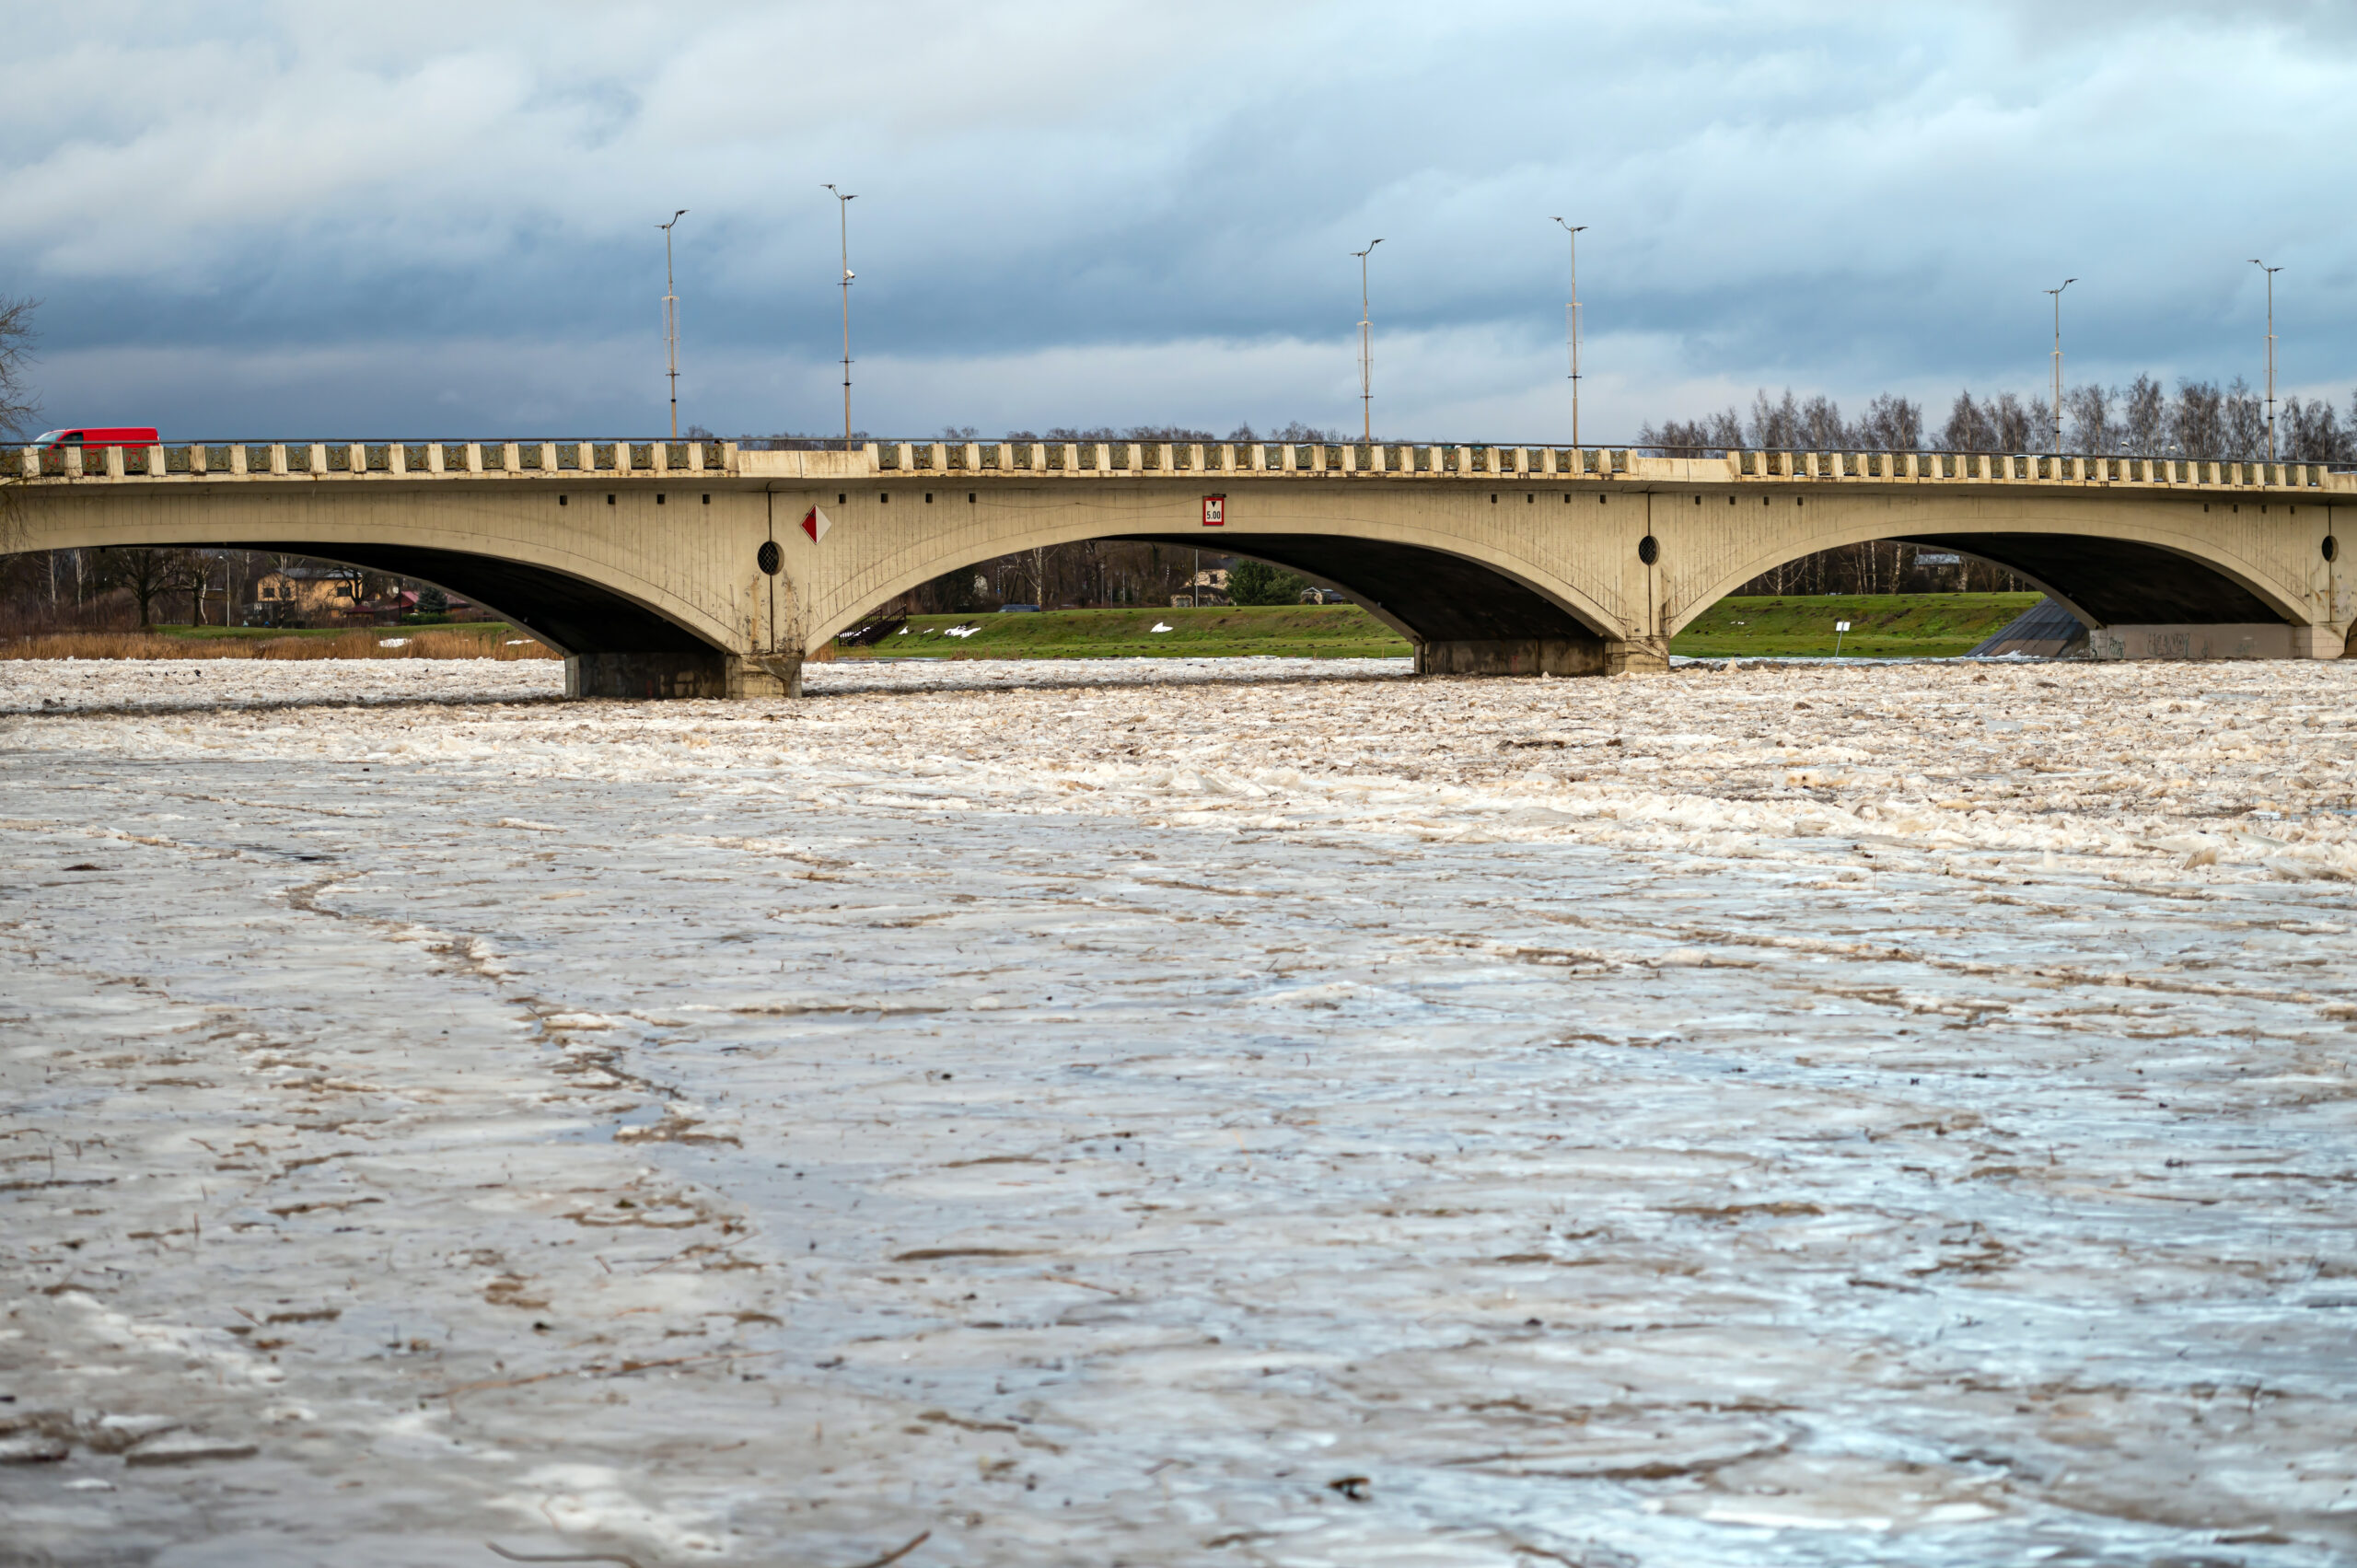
[997,603,1041,613]
[29,426,159,448]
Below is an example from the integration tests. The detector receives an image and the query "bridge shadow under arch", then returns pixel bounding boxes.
[1118,532,1605,647]
[223,540,714,657]
[1887,531,2287,625]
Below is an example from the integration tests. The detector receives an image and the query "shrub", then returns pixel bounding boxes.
[1226,559,1307,605]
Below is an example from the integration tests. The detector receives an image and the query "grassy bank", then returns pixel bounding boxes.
[840,605,1411,660]
[3,625,556,661]
[1671,593,2041,659]
[845,595,2043,662]
[154,621,523,643]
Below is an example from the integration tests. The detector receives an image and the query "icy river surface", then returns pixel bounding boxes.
[4,656,2356,1567]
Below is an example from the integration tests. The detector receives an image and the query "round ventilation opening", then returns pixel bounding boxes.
[757,540,783,575]
[1637,535,1660,565]
[2325,536,2340,563]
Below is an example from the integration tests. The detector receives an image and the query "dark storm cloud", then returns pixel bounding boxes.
[6,0,2352,439]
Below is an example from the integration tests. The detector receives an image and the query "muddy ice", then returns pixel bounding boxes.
[3,655,2354,1567]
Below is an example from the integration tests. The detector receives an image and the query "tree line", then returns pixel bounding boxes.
[1637,377,2355,596]
[1641,377,2354,463]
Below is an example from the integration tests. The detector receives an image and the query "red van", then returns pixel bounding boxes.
[31,427,159,448]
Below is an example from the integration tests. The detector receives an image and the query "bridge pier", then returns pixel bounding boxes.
[1412,635,1666,678]
[564,652,803,701]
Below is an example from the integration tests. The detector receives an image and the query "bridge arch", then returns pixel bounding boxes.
[1667,495,2330,645]
[809,503,1634,675]
[20,497,774,698]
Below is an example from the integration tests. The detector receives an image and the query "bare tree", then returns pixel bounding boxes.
[1747,389,1805,449]
[1990,392,2034,452]
[2120,374,2167,456]
[2223,377,2267,460]
[96,546,196,627]
[176,552,219,627]
[1853,393,1922,450]
[2282,396,2351,464]
[0,296,36,439]
[1638,409,1743,453]
[0,296,37,552]
[2065,384,2114,453]
[2171,380,2225,459]
[1940,391,1994,452]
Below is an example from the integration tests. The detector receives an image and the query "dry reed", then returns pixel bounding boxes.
[0,630,559,662]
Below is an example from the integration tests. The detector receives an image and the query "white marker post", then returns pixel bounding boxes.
[1834,620,1851,659]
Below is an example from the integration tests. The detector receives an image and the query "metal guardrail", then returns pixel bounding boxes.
[10,439,2343,492]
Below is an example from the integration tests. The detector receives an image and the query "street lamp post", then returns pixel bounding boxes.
[2250,259,2282,461]
[1551,217,1586,447]
[825,184,858,451]
[2045,277,2074,457]
[1352,238,1383,444]
[658,209,688,440]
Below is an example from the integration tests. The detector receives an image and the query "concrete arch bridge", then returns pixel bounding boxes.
[12,436,2351,698]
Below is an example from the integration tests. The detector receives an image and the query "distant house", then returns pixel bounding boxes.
[251,569,470,624]
[1172,566,1231,608]
[251,564,364,619]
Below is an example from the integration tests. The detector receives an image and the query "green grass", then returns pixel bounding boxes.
[1671,593,2042,659]
[843,596,2042,662]
[153,621,520,642]
[840,605,1411,660]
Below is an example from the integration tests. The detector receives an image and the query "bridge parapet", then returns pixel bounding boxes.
[16,438,2349,495]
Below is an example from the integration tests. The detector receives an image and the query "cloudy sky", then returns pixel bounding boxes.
[6,0,2354,441]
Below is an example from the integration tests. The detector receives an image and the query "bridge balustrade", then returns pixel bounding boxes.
[11,435,2337,493]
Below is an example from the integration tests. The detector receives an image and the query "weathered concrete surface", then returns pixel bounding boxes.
[12,439,2351,692]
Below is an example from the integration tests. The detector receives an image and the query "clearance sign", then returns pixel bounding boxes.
[1202,494,1225,527]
